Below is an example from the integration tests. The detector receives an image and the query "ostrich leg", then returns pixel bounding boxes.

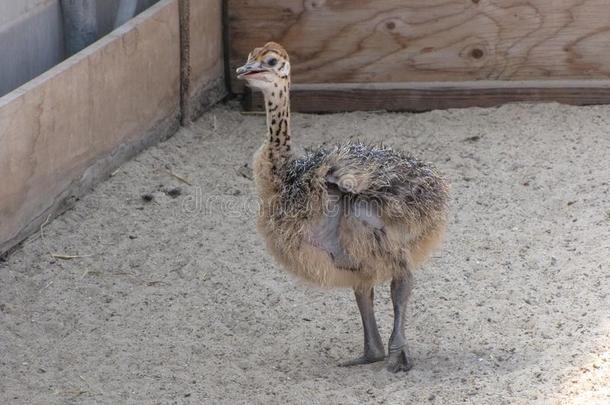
[387,272,414,373]
[339,287,385,366]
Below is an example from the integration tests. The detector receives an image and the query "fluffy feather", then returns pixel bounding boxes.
[255,141,449,289]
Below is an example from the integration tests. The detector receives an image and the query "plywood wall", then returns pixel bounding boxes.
[0,0,181,254]
[228,0,610,93]
[0,0,226,255]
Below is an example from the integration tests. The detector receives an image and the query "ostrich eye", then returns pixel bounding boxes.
[267,58,278,67]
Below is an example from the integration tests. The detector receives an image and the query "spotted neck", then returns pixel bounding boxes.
[263,79,292,169]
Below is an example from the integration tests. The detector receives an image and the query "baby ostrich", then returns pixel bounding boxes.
[237,42,449,373]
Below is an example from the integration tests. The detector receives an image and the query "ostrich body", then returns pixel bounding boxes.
[237,43,449,372]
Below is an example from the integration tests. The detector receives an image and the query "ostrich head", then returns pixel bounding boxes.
[236,42,290,93]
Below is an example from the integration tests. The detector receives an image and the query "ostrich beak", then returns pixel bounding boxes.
[236,61,267,80]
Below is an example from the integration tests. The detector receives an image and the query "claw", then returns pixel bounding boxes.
[338,354,385,367]
[386,347,412,373]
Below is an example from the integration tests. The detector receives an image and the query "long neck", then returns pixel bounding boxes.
[263,79,292,169]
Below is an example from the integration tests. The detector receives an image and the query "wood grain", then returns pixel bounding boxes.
[229,0,610,93]
[244,80,610,112]
[185,0,226,121]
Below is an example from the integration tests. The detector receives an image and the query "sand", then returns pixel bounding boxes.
[1,101,609,405]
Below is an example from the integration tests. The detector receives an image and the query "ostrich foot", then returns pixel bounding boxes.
[339,287,385,367]
[339,348,385,367]
[386,345,413,373]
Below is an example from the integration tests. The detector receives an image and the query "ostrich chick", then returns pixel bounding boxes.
[236,43,449,373]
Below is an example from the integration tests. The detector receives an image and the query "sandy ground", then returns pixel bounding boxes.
[1,102,609,405]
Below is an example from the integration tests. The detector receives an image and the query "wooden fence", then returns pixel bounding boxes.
[228,0,610,111]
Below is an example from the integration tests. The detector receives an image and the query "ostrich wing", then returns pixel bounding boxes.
[308,176,385,270]
[326,173,384,229]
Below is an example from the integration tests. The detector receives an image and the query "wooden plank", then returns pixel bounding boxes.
[229,0,610,93]
[243,80,610,112]
[179,0,191,124]
[187,0,226,121]
[0,0,181,255]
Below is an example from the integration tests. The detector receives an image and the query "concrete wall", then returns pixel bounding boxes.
[0,0,181,254]
[95,0,160,37]
[0,0,160,97]
[0,0,53,27]
[0,1,64,97]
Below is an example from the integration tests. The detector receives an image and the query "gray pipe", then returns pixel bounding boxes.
[61,0,98,56]
[114,0,139,29]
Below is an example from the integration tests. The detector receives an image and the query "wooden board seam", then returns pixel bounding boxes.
[244,80,610,112]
